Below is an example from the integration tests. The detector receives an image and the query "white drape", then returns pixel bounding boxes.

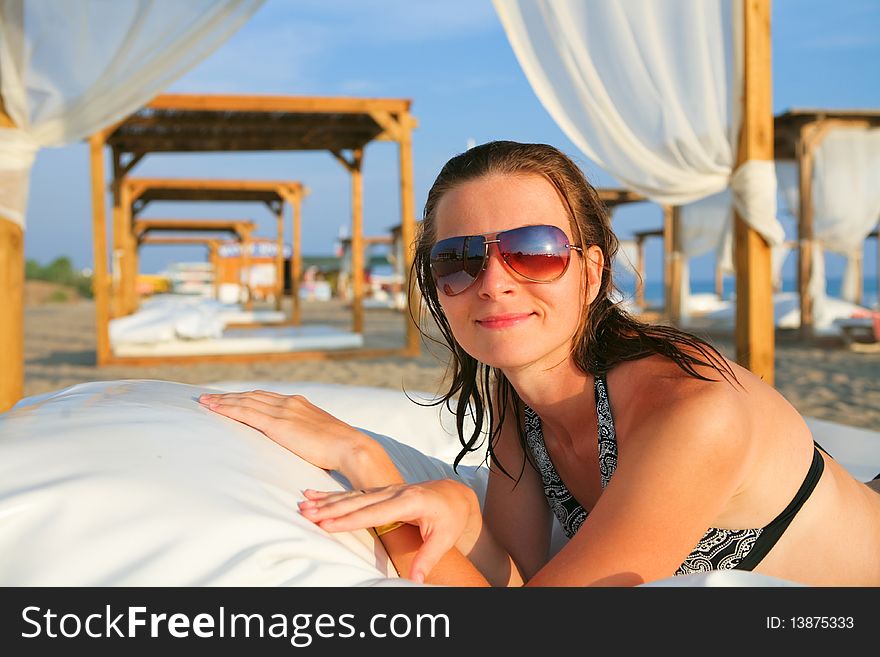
[776,127,880,304]
[677,188,790,309]
[0,0,264,227]
[493,0,783,247]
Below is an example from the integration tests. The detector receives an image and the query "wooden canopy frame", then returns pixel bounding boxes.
[774,109,880,337]
[87,93,419,367]
[120,178,307,321]
[134,218,255,308]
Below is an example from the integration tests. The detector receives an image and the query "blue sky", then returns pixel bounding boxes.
[24,0,880,291]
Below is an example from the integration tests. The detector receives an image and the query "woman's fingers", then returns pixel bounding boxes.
[200,390,304,408]
[410,530,455,585]
[205,397,288,431]
[299,488,403,525]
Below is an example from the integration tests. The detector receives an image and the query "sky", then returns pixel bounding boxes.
[23,0,880,293]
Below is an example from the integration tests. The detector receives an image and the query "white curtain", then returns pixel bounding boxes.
[678,188,790,309]
[0,0,264,227]
[776,127,880,305]
[493,0,784,248]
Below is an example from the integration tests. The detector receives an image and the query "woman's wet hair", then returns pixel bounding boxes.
[409,140,736,480]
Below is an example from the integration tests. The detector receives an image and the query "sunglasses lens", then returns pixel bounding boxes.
[499,225,570,281]
[430,235,486,295]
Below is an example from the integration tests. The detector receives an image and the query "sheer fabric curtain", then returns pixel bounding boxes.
[0,0,264,227]
[776,128,880,308]
[493,0,785,304]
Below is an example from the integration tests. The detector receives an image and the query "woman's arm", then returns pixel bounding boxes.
[199,389,492,584]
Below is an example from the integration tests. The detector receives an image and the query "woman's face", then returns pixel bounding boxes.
[433,173,601,374]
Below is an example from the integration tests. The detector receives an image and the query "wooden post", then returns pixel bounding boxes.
[715,262,724,298]
[89,133,112,366]
[110,148,124,318]
[120,179,138,314]
[209,240,220,300]
[398,114,420,356]
[635,237,646,308]
[662,205,673,317]
[666,206,683,324]
[291,193,302,326]
[274,204,284,311]
[796,128,814,339]
[0,217,24,412]
[239,225,253,311]
[734,0,775,385]
[0,99,24,411]
[351,148,365,335]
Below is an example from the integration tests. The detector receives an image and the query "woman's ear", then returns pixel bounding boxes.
[583,246,604,305]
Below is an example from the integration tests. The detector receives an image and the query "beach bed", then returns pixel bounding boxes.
[113,325,363,357]
[2,379,878,587]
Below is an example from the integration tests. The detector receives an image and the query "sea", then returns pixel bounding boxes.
[616,275,879,310]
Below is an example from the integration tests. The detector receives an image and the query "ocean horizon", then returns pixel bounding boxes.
[617,276,879,310]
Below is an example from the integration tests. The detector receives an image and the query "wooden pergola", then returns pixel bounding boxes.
[134,218,255,308]
[774,109,880,337]
[88,93,420,367]
[121,178,308,321]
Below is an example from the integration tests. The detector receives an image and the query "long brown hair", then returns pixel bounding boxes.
[411,141,736,479]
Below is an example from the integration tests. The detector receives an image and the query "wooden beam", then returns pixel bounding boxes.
[0,217,24,412]
[89,133,112,367]
[398,116,420,356]
[147,93,412,115]
[797,126,815,337]
[351,148,365,335]
[134,218,256,236]
[667,207,683,323]
[111,148,124,318]
[121,178,138,315]
[635,238,646,308]
[106,347,410,367]
[239,224,253,312]
[734,0,775,385]
[0,98,23,411]
[331,149,357,173]
[275,205,284,312]
[369,110,402,141]
[140,236,220,246]
[291,196,302,326]
[662,205,674,318]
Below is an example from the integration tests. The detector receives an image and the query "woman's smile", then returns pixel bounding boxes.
[475,312,536,330]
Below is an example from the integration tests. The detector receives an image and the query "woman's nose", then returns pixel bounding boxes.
[476,243,516,297]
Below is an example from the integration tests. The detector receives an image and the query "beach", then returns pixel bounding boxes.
[22,296,880,431]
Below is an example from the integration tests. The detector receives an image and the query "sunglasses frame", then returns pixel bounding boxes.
[430,224,583,296]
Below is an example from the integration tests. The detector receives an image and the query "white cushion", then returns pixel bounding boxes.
[0,379,486,586]
[3,379,875,587]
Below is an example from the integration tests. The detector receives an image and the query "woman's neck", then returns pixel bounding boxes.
[502,356,594,434]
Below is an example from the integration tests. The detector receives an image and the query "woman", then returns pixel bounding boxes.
[200,141,880,586]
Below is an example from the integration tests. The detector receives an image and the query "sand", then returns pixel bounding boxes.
[21,297,880,430]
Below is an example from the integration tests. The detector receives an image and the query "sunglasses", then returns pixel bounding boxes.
[429,224,583,296]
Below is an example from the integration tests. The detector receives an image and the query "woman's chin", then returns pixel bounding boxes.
[465,344,544,370]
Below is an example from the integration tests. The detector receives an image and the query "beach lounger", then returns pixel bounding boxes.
[1,380,877,587]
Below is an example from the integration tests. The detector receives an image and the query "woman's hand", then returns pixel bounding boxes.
[298,479,483,583]
[198,390,372,476]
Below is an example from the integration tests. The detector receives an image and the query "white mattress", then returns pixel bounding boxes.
[2,379,877,587]
[113,325,364,357]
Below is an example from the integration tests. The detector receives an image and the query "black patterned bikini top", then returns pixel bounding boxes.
[524,375,826,574]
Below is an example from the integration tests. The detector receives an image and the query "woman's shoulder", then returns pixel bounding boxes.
[609,355,753,450]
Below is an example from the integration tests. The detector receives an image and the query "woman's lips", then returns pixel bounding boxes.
[475,312,534,329]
